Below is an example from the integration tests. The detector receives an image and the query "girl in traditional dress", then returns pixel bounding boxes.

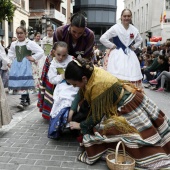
[65,58,170,169]
[32,32,43,93]
[47,41,78,139]
[7,26,44,109]
[100,9,143,89]
[41,25,54,56]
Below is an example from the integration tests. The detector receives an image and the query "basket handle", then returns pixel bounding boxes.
[115,141,126,163]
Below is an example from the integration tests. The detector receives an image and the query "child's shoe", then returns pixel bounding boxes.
[149,79,158,85]
[155,87,164,92]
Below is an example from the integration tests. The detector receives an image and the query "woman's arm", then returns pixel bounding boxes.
[27,41,44,61]
[70,115,101,134]
[100,25,117,49]
[133,32,143,49]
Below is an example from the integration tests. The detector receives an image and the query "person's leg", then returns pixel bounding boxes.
[17,94,25,109]
[144,69,153,82]
[26,94,30,105]
[156,71,169,82]
[156,72,170,92]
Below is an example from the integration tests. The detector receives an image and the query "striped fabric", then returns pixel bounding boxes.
[78,92,170,169]
[37,54,54,120]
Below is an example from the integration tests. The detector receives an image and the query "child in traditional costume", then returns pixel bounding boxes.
[41,25,53,56]
[7,26,44,109]
[65,57,170,169]
[100,9,143,89]
[47,42,79,139]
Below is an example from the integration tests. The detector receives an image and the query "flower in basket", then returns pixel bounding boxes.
[130,33,134,39]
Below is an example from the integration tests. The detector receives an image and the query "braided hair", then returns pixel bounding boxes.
[65,56,94,81]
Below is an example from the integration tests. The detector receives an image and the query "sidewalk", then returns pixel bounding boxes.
[0,93,108,170]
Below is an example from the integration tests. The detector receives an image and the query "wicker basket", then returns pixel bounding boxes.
[106,141,135,170]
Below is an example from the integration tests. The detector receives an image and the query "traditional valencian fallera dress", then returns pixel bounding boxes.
[41,36,53,56]
[100,23,143,88]
[37,52,54,120]
[47,56,79,139]
[0,44,9,88]
[8,39,44,95]
[0,45,12,128]
[76,67,170,169]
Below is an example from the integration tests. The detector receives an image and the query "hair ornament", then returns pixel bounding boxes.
[89,67,93,71]
[86,64,90,69]
[76,51,84,58]
[73,59,82,67]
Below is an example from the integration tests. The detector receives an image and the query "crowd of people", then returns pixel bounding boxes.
[0,9,170,170]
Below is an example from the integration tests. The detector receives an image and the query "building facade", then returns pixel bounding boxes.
[73,0,117,50]
[0,0,29,46]
[0,0,74,46]
[29,0,74,38]
[124,0,170,46]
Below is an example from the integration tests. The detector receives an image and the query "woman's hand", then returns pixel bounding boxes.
[69,121,80,130]
[68,110,74,123]
[27,56,35,62]
[130,46,136,51]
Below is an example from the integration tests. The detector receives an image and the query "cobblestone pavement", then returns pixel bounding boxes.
[0,89,169,170]
[0,93,108,170]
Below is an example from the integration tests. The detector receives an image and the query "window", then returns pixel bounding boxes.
[62,7,66,16]
[21,0,25,9]
[165,0,170,9]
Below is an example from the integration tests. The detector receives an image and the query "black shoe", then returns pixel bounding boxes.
[26,98,30,105]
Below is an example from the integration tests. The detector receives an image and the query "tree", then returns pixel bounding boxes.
[0,0,16,22]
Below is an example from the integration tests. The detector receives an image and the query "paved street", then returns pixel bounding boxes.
[0,88,169,170]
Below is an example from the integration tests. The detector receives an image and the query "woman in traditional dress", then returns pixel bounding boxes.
[0,76,12,128]
[53,12,95,60]
[0,45,12,128]
[38,12,94,120]
[100,9,143,88]
[0,43,9,88]
[65,57,170,169]
[7,26,44,110]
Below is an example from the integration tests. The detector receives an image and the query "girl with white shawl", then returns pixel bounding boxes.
[47,42,79,139]
[100,9,143,88]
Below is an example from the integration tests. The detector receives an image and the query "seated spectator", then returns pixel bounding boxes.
[143,54,169,84]
[149,56,170,92]
[143,53,153,68]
